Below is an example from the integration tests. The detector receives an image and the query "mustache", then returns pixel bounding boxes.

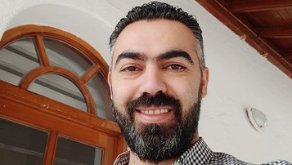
[126,91,182,119]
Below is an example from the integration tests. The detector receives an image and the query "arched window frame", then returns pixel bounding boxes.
[0,25,110,114]
[0,25,126,165]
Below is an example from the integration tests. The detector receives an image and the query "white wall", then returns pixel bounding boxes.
[0,0,291,163]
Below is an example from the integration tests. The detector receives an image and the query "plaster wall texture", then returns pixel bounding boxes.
[0,0,291,163]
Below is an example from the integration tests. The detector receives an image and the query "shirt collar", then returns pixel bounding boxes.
[174,137,213,164]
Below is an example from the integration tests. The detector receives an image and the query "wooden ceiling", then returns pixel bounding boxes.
[195,0,292,79]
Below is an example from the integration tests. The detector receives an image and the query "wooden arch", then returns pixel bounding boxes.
[0,25,126,165]
[0,25,109,115]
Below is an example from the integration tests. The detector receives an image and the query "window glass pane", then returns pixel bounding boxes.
[86,70,112,120]
[43,37,93,77]
[54,136,103,165]
[0,38,39,86]
[0,118,48,165]
[28,74,87,112]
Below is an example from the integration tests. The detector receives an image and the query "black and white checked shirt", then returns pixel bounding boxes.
[113,138,291,165]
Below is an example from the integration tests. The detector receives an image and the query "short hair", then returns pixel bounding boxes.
[109,1,205,69]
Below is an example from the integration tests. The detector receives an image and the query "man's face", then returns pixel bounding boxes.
[109,19,209,162]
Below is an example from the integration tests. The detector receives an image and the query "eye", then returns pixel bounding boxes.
[121,66,141,72]
[166,64,186,70]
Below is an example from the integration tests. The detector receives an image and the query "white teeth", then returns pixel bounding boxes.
[140,109,169,115]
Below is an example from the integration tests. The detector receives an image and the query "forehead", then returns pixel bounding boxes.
[112,19,198,63]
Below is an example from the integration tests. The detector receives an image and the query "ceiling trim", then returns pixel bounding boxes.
[229,0,292,13]
[195,0,292,79]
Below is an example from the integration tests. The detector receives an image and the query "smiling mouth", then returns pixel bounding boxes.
[138,109,170,115]
[134,107,173,124]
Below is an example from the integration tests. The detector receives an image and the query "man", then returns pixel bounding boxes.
[108,1,291,165]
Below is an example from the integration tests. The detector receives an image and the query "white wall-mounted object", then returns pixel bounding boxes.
[247,108,267,131]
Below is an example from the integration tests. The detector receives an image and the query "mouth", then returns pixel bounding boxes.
[138,109,169,115]
[134,106,173,123]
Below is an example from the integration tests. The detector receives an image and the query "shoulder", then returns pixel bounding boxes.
[211,152,291,165]
[210,152,251,165]
[113,151,130,165]
[261,160,292,165]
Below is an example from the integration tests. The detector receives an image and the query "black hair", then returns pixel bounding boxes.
[109,1,205,68]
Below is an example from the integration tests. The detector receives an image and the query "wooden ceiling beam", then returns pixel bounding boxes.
[229,0,292,13]
[258,27,292,38]
[194,0,292,79]
[282,51,292,60]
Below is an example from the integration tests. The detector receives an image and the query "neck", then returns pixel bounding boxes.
[128,133,200,165]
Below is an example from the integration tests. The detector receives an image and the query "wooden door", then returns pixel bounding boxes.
[0,25,127,165]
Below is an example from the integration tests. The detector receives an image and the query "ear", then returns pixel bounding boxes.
[201,67,209,98]
[107,72,113,99]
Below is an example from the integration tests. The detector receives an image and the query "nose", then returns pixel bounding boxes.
[138,67,167,96]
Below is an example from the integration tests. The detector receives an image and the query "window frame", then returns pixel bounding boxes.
[0,25,127,165]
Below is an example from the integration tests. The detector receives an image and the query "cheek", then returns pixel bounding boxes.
[111,80,134,109]
[169,80,200,110]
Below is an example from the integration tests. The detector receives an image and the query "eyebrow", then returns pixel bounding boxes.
[114,50,194,67]
[115,52,146,66]
[156,50,194,64]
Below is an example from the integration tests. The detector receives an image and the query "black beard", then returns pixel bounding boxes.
[112,90,202,163]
